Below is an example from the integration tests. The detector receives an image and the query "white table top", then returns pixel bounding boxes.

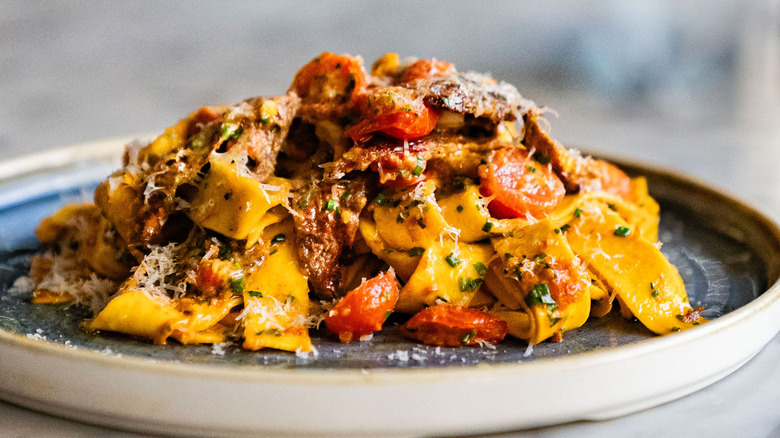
[1,1,779,436]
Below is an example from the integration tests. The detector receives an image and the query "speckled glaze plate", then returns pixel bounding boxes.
[1,137,779,437]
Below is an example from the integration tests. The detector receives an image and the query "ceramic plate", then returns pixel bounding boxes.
[1,137,779,437]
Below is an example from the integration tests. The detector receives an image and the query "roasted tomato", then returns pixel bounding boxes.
[479,147,566,219]
[324,270,400,343]
[528,257,589,310]
[400,305,508,347]
[290,52,367,107]
[399,58,455,83]
[586,159,632,201]
[345,87,440,141]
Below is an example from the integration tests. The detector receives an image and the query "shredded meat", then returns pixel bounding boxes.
[522,111,585,192]
[292,176,369,299]
[411,72,535,123]
[522,111,631,198]
[323,131,509,183]
[225,93,300,181]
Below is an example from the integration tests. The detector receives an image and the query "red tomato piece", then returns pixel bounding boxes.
[399,58,455,83]
[324,270,400,343]
[588,159,632,201]
[345,87,440,141]
[479,147,566,219]
[290,52,367,106]
[399,305,508,347]
[533,257,589,310]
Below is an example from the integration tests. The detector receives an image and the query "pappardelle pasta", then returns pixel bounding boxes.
[29,52,705,354]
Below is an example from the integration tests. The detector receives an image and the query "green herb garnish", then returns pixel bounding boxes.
[408,247,425,257]
[229,275,245,293]
[445,253,461,267]
[412,156,424,176]
[614,226,631,237]
[525,283,557,308]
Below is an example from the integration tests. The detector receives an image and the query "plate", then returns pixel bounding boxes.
[1,137,779,437]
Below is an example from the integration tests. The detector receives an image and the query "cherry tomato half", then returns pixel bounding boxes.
[345,87,440,141]
[399,58,455,83]
[324,270,400,343]
[290,52,367,107]
[479,147,566,219]
[587,159,632,201]
[400,305,508,347]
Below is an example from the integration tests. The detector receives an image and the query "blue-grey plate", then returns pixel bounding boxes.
[1,137,779,437]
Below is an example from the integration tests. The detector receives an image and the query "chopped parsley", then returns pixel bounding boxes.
[445,253,461,267]
[525,283,557,308]
[458,277,483,292]
[247,291,263,298]
[573,207,583,218]
[408,247,425,257]
[461,329,477,344]
[271,233,286,244]
[456,205,464,213]
[473,261,487,276]
[482,219,494,232]
[325,199,337,211]
[614,226,631,237]
[229,275,245,293]
[412,156,424,177]
[220,123,243,141]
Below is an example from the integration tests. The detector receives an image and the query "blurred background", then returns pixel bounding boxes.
[1,0,778,214]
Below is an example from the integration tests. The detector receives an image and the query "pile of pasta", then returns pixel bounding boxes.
[30,52,705,354]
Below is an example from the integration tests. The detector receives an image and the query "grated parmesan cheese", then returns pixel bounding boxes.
[132,242,188,303]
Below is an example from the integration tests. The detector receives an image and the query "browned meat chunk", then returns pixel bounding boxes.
[323,131,509,183]
[413,72,534,123]
[292,176,369,299]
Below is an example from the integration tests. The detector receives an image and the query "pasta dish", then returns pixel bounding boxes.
[28,52,705,355]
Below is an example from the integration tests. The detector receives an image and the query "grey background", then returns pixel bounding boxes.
[1,1,779,436]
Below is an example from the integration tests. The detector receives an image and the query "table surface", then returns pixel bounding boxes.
[1,1,779,437]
